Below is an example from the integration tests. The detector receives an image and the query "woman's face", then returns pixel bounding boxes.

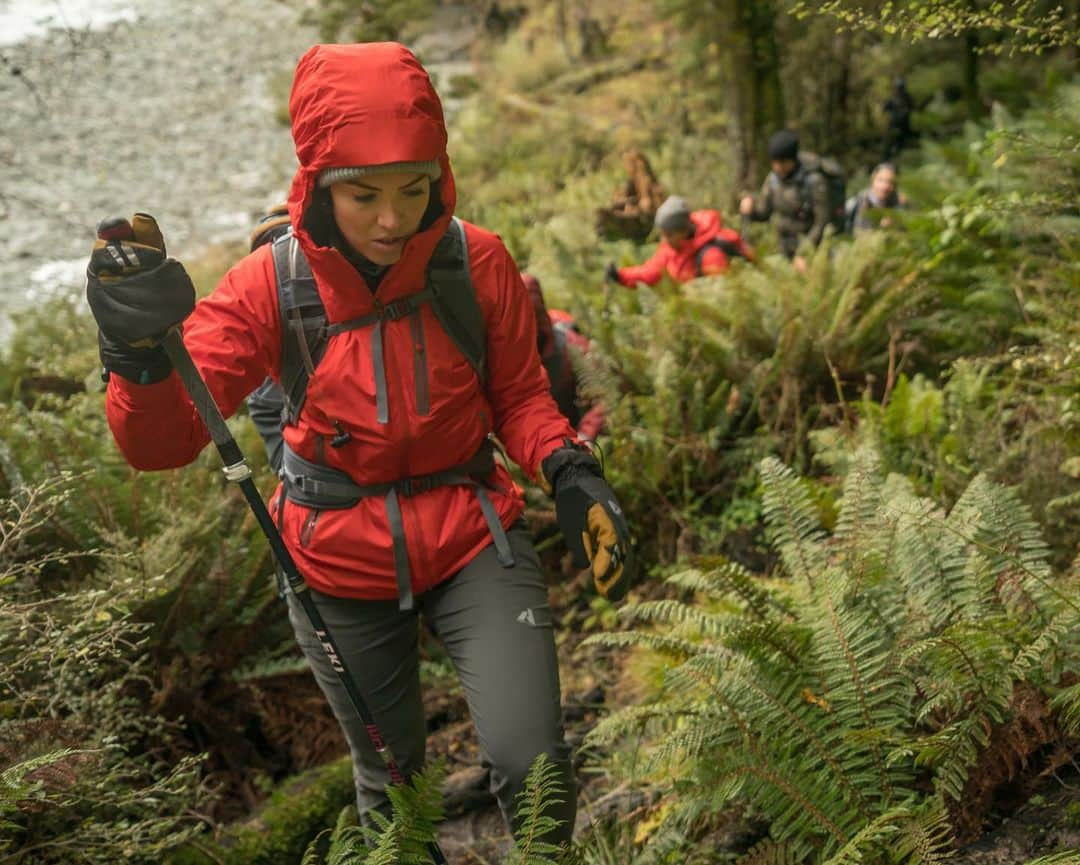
[328,171,432,265]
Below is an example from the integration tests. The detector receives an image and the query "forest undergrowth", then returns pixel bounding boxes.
[1,0,1077,863]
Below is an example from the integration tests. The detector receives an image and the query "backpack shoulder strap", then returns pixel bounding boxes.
[426,217,486,382]
[272,230,328,425]
[694,233,748,276]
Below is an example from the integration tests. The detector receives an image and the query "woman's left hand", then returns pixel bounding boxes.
[541,445,635,601]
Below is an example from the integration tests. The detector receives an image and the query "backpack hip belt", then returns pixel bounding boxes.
[279,437,515,610]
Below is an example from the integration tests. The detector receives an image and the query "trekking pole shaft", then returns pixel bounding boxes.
[159,332,448,865]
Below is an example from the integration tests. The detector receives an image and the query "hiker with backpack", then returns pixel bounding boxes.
[739,130,846,273]
[844,162,909,234]
[521,273,605,442]
[604,194,754,288]
[85,42,636,847]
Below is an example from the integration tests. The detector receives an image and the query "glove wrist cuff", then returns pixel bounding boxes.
[540,440,601,496]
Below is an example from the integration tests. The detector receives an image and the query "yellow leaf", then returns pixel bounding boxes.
[634,800,673,844]
[993,153,1008,168]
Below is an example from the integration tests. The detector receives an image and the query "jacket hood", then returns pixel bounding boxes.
[666,210,722,255]
[285,42,456,321]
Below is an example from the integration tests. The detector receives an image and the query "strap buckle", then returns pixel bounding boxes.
[396,474,436,497]
[377,298,416,322]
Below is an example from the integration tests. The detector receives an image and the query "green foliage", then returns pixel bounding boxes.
[795,0,1080,55]
[506,753,569,865]
[585,449,1079,863]
[168,758,355,865]
[299,0,437,43]
[0,475,208,863]
[296,755,570,865]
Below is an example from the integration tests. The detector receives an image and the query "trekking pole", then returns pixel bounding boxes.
[96,223,449,865]
[161,332,450,864]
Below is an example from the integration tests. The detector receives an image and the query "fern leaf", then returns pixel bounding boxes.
[505,753,567,865]
[759,457,828,588]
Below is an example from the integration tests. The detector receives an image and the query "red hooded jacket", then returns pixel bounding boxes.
[614,210,753,287]
[104,43,576,599]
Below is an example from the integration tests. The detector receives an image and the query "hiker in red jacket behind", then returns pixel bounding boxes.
[521,273,605,442]
[84,42,636,846]
[605,194,754,288]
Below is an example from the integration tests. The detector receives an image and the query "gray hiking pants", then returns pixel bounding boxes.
[285,527,576,845]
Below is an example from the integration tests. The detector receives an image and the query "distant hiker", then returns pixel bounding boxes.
[739,129,845,272]
[86,42,637,847]
[883,77,916,163]
[605,194,754,287]
[845,162,909,234]
[522,272,605,441]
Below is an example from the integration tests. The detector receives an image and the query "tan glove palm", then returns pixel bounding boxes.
[583,503,625,598]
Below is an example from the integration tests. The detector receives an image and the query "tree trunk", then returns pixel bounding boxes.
[731,0,785,186]
[963,0,981,119]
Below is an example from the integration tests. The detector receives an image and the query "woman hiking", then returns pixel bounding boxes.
[85,41,633,847]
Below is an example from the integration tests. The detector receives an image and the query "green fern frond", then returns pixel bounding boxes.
[889,492,972,625]
[624,598,727,637]
[584,704,675,750]
[819,804,911,865]
[1019,853,1080,865]
[666,560,793,622]
[736,838,805,865]
[892,799,955,865]
[759,457,828,588]
[505,753,568,865]
[1050,681,1080,737]
[834,447,886,590]
[360,761,447,865]
[583,629,703,660]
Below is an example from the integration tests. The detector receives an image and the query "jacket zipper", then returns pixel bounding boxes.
[300,509,320,547]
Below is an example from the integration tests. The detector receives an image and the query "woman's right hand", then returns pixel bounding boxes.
[86,213,195,383]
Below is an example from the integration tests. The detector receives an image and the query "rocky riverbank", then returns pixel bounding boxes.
[0,0,317,337]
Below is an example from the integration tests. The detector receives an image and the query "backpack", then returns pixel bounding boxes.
[693,230,752,276]
[271,217,485,428]
[843,191,865,234]
[802,153,847,235]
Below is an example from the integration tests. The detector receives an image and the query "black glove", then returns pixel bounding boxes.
[541,443,635,601]
[86,213,195,384]
[249,203,291,252]
[604,261,620,284]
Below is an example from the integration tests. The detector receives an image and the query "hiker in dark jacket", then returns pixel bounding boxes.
[883,77,916,162]
[846,162,909,234]
[605,194,753,287]
[739,130,830,272]
[86,42,636,847]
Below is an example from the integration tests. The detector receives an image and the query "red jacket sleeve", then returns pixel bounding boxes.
[105,247,281,470]
[468,229,577,479]
[616,244,669,287]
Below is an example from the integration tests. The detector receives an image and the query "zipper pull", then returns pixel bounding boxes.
[330,420,352,448]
